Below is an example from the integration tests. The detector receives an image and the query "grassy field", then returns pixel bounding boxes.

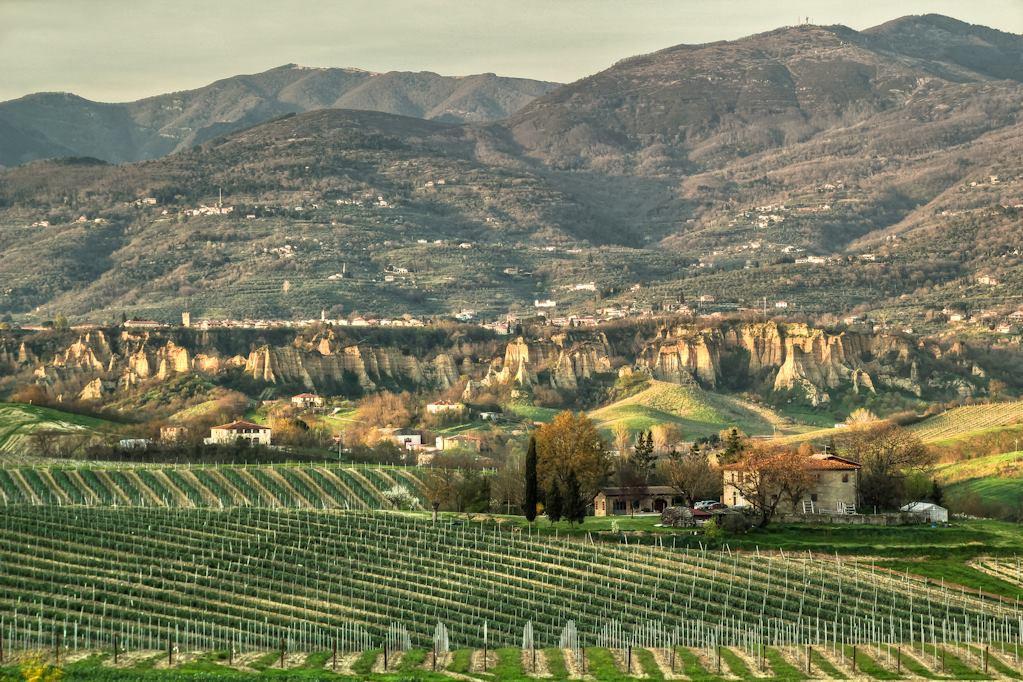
[4,640,1021,680]
[0,401,116,456]
[935,450,1023,520]
[588,381,779,438]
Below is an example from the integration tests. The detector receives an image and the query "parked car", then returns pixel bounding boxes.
[694,500,726,511]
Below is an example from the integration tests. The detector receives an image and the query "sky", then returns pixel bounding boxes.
[2,0,1022,102]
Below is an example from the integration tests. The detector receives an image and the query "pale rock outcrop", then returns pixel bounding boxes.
[79,378,111,401]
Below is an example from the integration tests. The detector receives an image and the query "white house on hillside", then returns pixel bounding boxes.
[205,421,272,446]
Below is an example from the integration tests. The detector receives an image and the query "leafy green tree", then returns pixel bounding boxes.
[631,430,656,483]
[535,411,611,500]
[720,428,746,465]
[524,436,539,522]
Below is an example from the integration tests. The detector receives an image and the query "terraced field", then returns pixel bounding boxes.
[913,402,1023,443]
[972,558,1023,590]
[589,381,779,438]
[0,506,1016,659]
[0,463,427,509]
[775,401,1023,446]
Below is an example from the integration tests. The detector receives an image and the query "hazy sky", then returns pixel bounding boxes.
[2,0,1022,102]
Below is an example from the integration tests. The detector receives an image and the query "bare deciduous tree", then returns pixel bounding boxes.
[727,443,815,527]
[664,448,720,507]
[837,421,932,510]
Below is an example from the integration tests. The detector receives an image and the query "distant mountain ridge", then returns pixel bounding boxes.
[0,15,1021,327]
[0,65,560,166]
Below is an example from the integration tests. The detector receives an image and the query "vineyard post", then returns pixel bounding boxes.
[114,634,119,665]
[807,645,811,675]
[983,645,988,674]
[280,636,285,669]
[0,625,4,664]
[627,645,632,674]
[582,647,586,674]
[532,646,536,672]
[760,642,765,672]
[168,633,173,667]
[433,640,437,671]
[716,645,721,674]
[384,643,388,671]
[483,639,487,672]
[851,646,857,673]
[332,639,337,671]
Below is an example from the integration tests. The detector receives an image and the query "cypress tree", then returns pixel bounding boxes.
[524,436,539,522]
[546,481,563,523]
[565,471,586,525]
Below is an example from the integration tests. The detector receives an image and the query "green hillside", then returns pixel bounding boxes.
[0,402,115,456]
[588,381,777,438]
[935,450,1023,520]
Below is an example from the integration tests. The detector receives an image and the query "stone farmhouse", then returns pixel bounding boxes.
[721,453,861,514]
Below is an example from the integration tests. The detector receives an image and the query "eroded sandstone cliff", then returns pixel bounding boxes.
[0,320,994,407]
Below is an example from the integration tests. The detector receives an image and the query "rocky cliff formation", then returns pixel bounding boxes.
[467,333,612,398]
[0,320,996,407]
[636,322,928,405]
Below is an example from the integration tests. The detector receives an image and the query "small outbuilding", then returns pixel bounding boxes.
[593,486,684,516]
[901,502,948,523]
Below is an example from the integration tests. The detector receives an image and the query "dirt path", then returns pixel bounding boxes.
[148,469,193,507]
[232,469,283,507]
[9,468,41,504]
[290,468,338,508]
[315,467,368,510]
[204,469,252,506]
[37,469,71,505]
[264,468,314,508]
[122,470,165,507]
[522,648,552,677]
[178,469,223,507]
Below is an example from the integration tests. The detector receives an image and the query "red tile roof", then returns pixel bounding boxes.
[211,420,268,431]
[722,454,860,471]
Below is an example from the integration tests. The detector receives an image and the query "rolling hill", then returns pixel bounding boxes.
[937,450,1023,519]
[588,380,780,439]
[0,402,114,457]
[0,65,559,166]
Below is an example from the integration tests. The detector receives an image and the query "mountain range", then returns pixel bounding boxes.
[0,66,559,166]
[0,14,1021,331]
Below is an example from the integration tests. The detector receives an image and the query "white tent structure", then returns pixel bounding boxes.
[901,501,949,523]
